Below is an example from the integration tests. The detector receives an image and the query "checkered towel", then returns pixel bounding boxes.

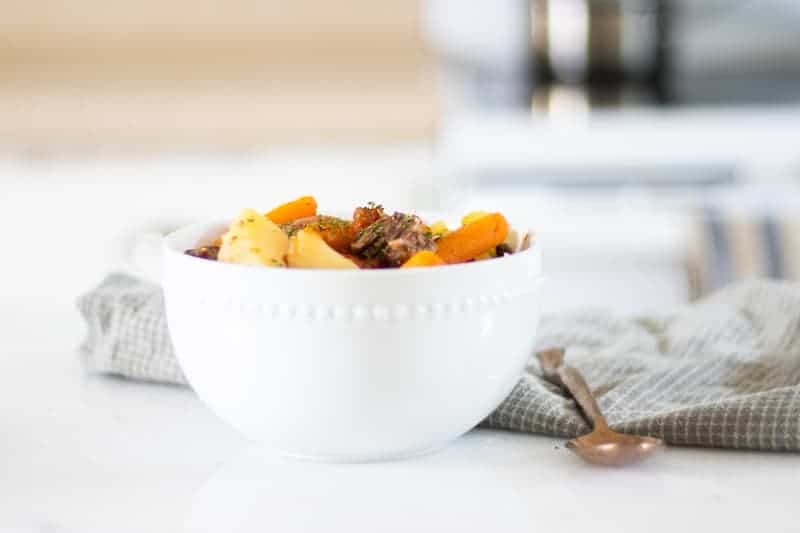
[78,274,800,451]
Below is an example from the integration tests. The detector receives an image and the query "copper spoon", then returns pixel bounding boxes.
[537,348,664,466]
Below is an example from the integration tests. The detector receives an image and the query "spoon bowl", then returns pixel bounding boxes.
[566,427,664,466]
[538,348,664,467]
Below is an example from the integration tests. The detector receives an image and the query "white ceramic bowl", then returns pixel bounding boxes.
[163,218,542,462]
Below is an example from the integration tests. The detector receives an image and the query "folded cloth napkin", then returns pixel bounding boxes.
[78,274,800,452]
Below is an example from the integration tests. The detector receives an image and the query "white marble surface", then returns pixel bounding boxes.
[3,319,799,533]
[2,151,797,532]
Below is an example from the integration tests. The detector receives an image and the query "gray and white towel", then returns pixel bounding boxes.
[78,274,800,451]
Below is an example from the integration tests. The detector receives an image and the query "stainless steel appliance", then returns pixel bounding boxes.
[426,0,800,111]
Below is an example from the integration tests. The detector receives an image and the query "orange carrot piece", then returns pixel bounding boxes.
[435,213,509,264]
[401,251,447,268]
[266,196,318,224]
[352,205,384,236]
[315,220,353,255]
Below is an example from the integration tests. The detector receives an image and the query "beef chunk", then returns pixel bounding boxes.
[495,243,513,257]
[351,212,435,267]
[280,216,320,236]
[184,246,220,261]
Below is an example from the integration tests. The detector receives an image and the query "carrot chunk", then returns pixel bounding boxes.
[266,196,318,224]
[435,213,509,264]
[314,217,353,254]
[352,205,384,236]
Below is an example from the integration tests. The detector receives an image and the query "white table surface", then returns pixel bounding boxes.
[4,317,799,533]
[2,152,798,532]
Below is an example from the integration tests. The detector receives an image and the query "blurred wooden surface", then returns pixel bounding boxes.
[0,0,437,151]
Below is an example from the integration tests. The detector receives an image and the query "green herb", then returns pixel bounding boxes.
[315,216,350,232]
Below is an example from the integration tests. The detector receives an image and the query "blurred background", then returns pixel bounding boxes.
[3,0,800,316]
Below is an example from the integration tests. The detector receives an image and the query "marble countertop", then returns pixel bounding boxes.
[2,152,796,532]
[4,316,798,532]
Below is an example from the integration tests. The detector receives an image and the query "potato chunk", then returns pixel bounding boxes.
[287,228,358,269]
[401,251,446,268]
[218,208,289,267]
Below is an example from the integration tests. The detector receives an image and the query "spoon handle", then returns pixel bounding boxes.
[537,348,609,430]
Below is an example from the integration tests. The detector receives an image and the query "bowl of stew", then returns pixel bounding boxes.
[163,197,542,461]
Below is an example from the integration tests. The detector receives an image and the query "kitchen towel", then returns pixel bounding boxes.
[78,274,800,451]
[686,209,800,299]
